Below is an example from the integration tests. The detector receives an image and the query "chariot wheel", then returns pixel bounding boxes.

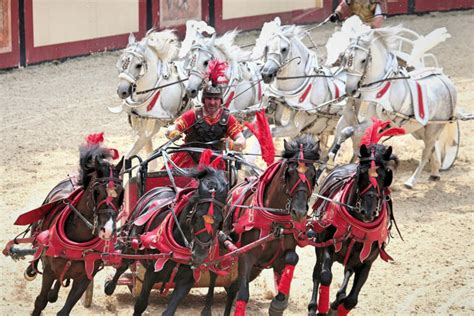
[435,121,460,171]
[81,280,93,308]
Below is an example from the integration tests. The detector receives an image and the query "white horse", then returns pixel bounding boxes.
[340,26,457,188]
[256,18,345,150]
[183,30,263,117]
[112,30,189,162]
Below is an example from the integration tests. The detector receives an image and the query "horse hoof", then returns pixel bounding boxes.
[104,280,116,296]
[269,297,288,316]
[403,182,414,189]
[24,267,37,281]
[47,290,58,303]
[429,175,441,181]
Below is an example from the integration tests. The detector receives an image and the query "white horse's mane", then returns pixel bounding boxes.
[252,17,305,60]
[370,25,406,52]
[203,30,251,62]
[145,29,180,61]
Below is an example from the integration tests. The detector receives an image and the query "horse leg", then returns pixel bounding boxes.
[48,280,61,303]
[330,268,353,311]
[269,250,299,316]
[57,277,92,316]
[335,263,373,316]
[162,274,194,316]
[201,272,218,316]
[104,260,130,295]
[133,267,160,316]
[317,247,335,315]
[233,253,258,316]
[307,248,323,316]
[429,147,442,181]
[224,280,239,316]
[404,125,443,188]
[32,267,55,316]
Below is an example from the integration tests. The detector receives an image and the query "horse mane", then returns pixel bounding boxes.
[370,25,405,52]
[145,29,180,61]
[78,144,113,188]
[206,30,251,62]
[280,24,305,39]
[282,135,320,161]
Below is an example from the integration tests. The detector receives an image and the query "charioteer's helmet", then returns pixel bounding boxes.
[202,60,228,103]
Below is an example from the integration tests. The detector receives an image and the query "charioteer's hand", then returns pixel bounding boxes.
[165,129,181,140]
[329,12,340,23]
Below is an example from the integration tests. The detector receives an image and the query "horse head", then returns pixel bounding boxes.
[342,26,403,96]
[116,30,179,100]
[282,135,321,221]
[79,142,124,240]
[186,167,228,266]
[260,24,306,84]
[184,31,246,98]
[352,143,398,222]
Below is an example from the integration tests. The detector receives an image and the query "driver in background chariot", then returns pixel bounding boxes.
[330,0,388,28]
[165,60,246,168]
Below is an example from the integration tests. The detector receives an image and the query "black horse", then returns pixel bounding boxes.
[105,167,228,316]
[30,141,124,316]
[205,135,320,316]
[307,143,399,316]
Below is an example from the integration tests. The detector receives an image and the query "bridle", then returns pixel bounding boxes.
[68,167,122,234]
[186,44,215,82]
[353,155,386,219]
[186,190,226,249]
[343,37,372,87]
[117,43,150,85]
[264,33,292,69]
[283,145,317,212]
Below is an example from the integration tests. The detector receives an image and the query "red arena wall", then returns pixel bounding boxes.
[0,0,473,69]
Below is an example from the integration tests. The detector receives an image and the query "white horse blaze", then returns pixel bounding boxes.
[100,218,115,240]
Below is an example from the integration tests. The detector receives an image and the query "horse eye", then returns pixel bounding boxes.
[136,64,142,69]
[203,60,209,67]
[361,59,366,64]
[281,47,287,53]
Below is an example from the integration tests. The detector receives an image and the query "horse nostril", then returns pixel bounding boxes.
[351,89,357,95]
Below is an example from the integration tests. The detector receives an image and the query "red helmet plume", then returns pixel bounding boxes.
[206,60,229,86]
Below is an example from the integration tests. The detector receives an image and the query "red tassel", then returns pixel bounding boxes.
[234,300,247,316]
[244,110,275,166]
[318,285,330,314]
[109,148,119,160]
[198,149,213,169]
[277,264,296,296]
[86,132,104,145]
[210,155,225,170]
[337,304,350,316]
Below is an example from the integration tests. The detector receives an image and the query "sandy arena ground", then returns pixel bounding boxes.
[0,10,473,316]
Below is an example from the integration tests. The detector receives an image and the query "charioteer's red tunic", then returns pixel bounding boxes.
[169,107,243,169]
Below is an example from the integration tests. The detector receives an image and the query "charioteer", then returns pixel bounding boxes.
[165,60,246,168]
[330,0,388,28]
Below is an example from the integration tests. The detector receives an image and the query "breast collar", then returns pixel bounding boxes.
[33,189,115,280]
[318,179,393,263]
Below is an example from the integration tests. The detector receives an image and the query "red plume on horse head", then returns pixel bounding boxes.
[198,149,225,170]
[84,132,119,160]
[206,60,229,86]
[360,117,406,146]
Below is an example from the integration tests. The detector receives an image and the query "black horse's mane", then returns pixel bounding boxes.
[78,144,113,188]
[282,135,320,161]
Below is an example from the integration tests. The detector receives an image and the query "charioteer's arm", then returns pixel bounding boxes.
[227,115,246,151]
